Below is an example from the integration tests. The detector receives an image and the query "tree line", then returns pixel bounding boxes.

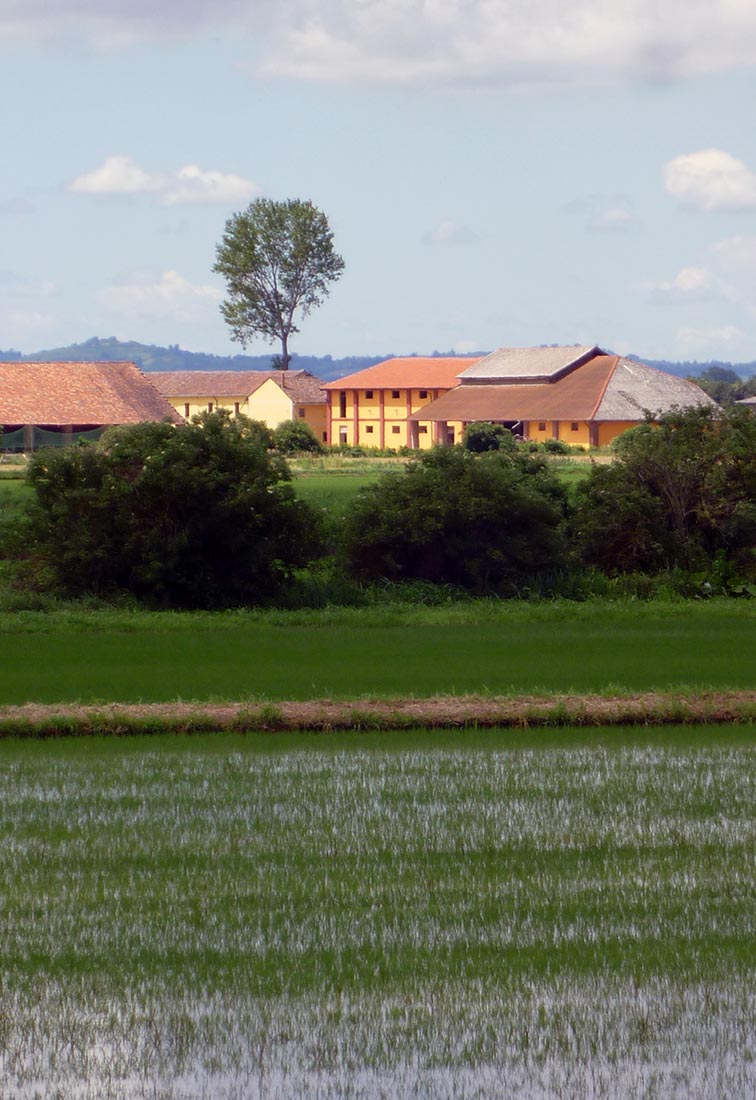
[6,405,756,609]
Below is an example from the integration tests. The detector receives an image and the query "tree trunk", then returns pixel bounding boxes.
[280,332,290,371]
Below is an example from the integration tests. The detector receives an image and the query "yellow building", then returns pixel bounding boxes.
[323,357,480,448]
[150,370,328,442]
[411,346,718,447]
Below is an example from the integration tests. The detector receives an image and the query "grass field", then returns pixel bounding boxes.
[1,726,754,1098]
[1,600,755,706]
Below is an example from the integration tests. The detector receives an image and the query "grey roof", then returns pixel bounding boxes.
[458,345,601,383]
[737,396,756,407]
[594,358,718,421]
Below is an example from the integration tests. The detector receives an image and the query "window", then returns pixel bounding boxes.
[365,389,374,399]
[234,402,240,415]
[322,432,327,442]
[208,402,214,413]
[392,425,401,434]
[571,422,579,432]
[391,390,400,399]
[339,426,348,443]
[339,391,347,417]
[184,403,190,418]
[298,407,305,418]
[366,425,374,434]
[538,422,546,432]
[419,390,428,399]
[418,425,428,434]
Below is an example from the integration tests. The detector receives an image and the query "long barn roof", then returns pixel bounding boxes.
[409,356,717,422]
[0,361,181,426]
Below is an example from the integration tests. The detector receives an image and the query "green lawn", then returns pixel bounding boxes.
[1,726,754,1097]
[1,600,755,705]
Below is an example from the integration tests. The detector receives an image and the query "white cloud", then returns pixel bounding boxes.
[423,220,478,245]
[69,156,258,206]
[642,266,713,300]
[6,3,756,87]
[709,234,756,270]
[256,1,756,86]
[562,194,636,232]
[676,324,746,355]
[99,270,222,322]
[70,155,157,196]
[590,205,634,230]
[663,149,756,212]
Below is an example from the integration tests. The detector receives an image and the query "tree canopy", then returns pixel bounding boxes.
[26,411,323,608]
[214,198,345,371]
[344,446,569,594]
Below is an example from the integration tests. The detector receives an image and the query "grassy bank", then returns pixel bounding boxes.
[1,727,754,1098]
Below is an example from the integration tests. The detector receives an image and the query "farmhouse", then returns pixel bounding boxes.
[0,360,181,451]
[151,370,328,442]
[323,357,482,448]
[408,346,718,447]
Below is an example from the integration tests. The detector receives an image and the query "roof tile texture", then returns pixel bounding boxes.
[459,345,599,382]
[322,357,481,391]
[151,369,326,405]
[410,355,717,422]
[0,361,182,426]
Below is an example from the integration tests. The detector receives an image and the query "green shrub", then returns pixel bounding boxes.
[573,406,756,576]
[463,421,517,453]
[26,411,324,608]
[344,446,569,594]
[273,419,323,454]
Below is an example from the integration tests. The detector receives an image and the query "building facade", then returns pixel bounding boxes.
[150,370,328,442]
[323,357,480,448]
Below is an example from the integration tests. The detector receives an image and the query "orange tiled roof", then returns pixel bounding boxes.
[0,361,182,426]
[322,357,481,391]
[151,369,326,404]
[409,355,717,422]
[408,356,620,421]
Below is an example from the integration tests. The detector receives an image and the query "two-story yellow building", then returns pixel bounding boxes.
[150,370,328,442]
[323,357,480,448]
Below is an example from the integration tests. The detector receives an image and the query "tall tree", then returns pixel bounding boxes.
[214,198,345,371]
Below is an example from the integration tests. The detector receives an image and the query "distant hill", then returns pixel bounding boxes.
[0,336,753,383]
[0,337,390,383]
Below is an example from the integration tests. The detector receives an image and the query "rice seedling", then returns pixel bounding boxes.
[0,727,754,1098]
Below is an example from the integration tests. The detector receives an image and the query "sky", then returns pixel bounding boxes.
[2,1,756,364]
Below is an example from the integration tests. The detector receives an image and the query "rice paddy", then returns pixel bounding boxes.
[1,726,754,1098]
[2,599,756,705]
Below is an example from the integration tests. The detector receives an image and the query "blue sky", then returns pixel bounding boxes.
[2,1,756,363]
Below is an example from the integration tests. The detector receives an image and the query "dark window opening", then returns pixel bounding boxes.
[339,391,347,417]
[391,390,400,399]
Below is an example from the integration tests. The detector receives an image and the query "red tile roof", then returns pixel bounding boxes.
[0,361,182,427]
[409,355,717,423]
[151,369,326,404]
[409,356,620,421]
[322,357,481,391]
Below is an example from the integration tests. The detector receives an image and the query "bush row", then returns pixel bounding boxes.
[5,406,756,609]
